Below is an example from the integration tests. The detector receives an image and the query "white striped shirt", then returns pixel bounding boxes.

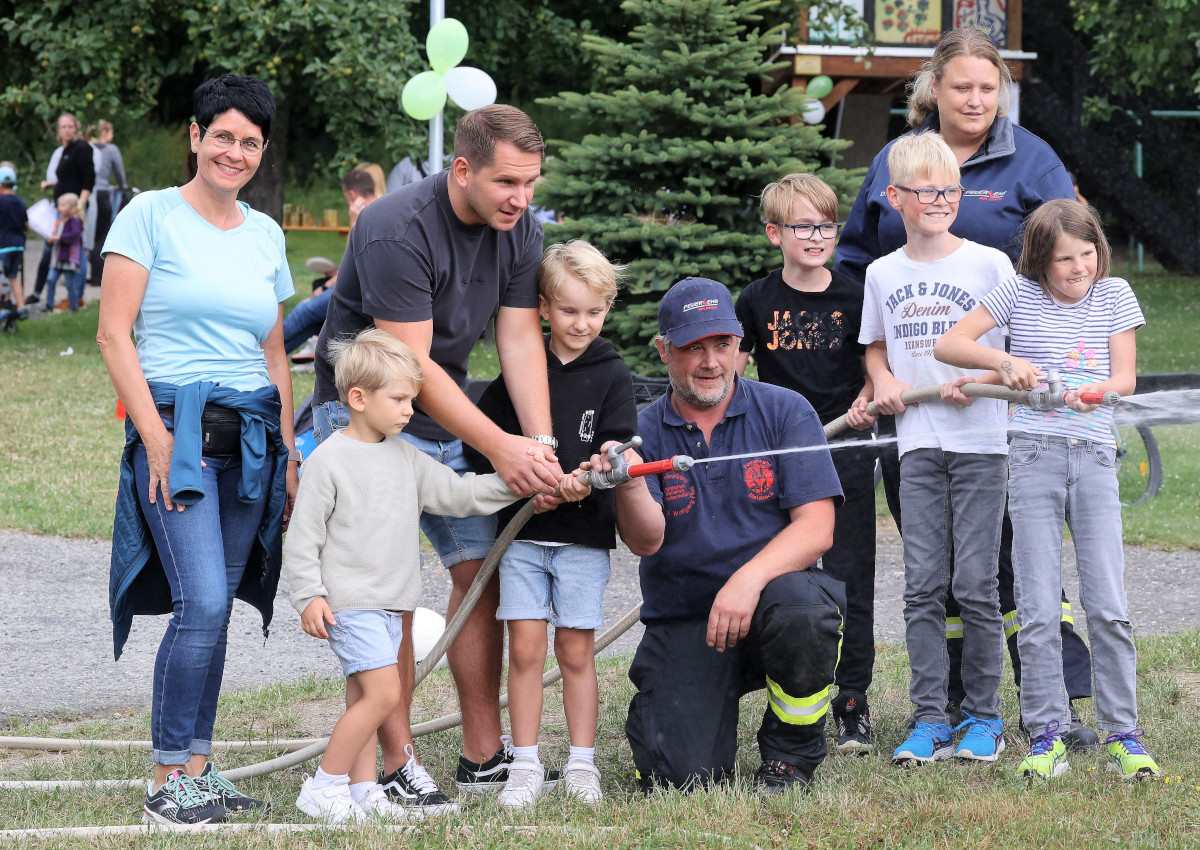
[982,275,1144,444]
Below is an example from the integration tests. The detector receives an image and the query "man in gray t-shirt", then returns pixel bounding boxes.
[312,105,561,803]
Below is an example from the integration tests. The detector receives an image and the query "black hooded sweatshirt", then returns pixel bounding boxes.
[466,335,637,549]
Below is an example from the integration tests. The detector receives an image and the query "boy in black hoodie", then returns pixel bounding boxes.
[467,240,637,808]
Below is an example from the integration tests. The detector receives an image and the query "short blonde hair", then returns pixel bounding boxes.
[326,328,423,403]
[57,192,80,210]
[760,173,839,225]
[907,26,1013,129]
[887,131,961,189]
[538,240,624,305]
[1017,199,1112,297]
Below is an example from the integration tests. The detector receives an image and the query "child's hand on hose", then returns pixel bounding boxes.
[559,468,593,502]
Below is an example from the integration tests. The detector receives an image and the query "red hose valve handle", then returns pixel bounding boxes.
[576,437,695,490]
[1077,390,1122,406]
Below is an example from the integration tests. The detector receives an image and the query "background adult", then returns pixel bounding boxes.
[97,74,298,825]
[87,119,126,286]
[311,104,560,809]
[283,167,377,355]
[833,26,1095,745]
[30,113,94,305]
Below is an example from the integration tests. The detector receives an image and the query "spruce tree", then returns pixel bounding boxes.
[537,0,858,373]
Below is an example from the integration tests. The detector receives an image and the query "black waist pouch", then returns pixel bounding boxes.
[201,405,242,457]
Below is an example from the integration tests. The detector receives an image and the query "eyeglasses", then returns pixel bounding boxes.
[200,125,266,156]
[773,222,841,239]
[895,185,963,204]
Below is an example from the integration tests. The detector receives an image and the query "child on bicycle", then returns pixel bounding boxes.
[935,198,1158,780]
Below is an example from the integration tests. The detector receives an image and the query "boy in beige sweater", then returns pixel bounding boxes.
[284,328,520,823]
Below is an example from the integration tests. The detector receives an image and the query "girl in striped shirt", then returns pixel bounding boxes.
[934,199,1158,782]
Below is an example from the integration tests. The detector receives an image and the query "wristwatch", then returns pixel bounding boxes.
[288,449,303,465]
[531,435,558,450]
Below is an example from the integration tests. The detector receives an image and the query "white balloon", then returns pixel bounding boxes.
[444,66,498,111]
[413,606,448,670]
[801,98,826,125]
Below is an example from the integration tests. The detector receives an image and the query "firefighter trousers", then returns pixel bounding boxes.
[626,569,845,790]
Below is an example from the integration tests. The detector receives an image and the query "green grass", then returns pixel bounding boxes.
[4,638,1200,845]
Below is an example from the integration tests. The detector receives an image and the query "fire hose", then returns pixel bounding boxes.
[0,372,1115,790]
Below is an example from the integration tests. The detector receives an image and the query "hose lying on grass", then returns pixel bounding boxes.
[0,380,1066,791]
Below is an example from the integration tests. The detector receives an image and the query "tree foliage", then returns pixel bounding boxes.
[1071,0,1200,113]
[536,0,857,373]
[0,0,431,210]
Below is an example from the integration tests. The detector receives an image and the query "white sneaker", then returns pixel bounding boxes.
[496,759,546,809]
[296,776,361,824]
[356,783,414,821]
[563,759,603,804]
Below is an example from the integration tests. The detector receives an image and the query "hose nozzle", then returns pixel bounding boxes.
[1025,370,1121,410]
[576,437,694,490]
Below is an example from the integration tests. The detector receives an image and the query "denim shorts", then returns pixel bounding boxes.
[326,609,406,677]
[311,400,498,569]
[497,541,611,629]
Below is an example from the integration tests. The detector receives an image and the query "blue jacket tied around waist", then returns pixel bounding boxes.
[109,381,288,660]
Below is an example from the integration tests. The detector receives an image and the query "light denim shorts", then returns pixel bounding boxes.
[497,541,611,629]
[311,401,499,569]
[326,609,406,677]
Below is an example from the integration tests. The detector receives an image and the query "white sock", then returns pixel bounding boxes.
[568,746,595,765]
[512,744,540,765]
[312,766,349,789]
[349,781,376,804]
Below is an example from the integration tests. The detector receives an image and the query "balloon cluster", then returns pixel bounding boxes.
[401,18,498,121]
[801,75,834,125]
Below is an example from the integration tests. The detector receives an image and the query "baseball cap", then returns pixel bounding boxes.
[657,277,743,347]
[0,166,15,186]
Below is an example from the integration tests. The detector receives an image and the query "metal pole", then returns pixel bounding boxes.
[428,0,445,176]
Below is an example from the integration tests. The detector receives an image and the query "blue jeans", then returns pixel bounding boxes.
[899,449,1006,723]
[45,253,86,310]
[134,433,270,765]
[283,288,332,353]
[311,400,496,567]
[497,541,610,628]
[1008,433,1137,735]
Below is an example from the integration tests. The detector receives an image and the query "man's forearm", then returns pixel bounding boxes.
[496,307,552,437]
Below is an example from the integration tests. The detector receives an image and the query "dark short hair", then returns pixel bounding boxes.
[193,75,276,141]
[1017,199,1112,294]
[340,168,377,198]
[453,105,544,168]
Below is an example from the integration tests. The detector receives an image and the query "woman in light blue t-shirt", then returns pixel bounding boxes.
[97,75,298,826]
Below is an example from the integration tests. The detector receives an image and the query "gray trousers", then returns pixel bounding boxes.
[900,449,1006,723]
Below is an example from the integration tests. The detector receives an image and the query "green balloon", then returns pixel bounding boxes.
[807,75,834,99]
[427,18,469,73]
[402,71,447,120]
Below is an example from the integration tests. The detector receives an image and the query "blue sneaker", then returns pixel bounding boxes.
[892,722,954,765]
[953,713,1005,762]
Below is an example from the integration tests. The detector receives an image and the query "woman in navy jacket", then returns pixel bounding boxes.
[834,26,1096,748]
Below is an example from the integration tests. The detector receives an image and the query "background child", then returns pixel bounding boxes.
[43,192,84,312]
[467,240,637,807]
[0,165,29,319]
[734,173,879,755]
[934,199,1157,780]
[859,131,1011,765]
[284,328,520,823]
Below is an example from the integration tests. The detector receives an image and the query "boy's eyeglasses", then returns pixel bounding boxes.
[896,185,963,204]
[773,222,841,239]
[200,125,266,156]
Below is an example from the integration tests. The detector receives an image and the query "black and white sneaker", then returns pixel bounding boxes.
[192,762,269,815]
[832,690,875,756]
[378,744,458,816]
[142,769,227,825]
[455,734,560,793]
